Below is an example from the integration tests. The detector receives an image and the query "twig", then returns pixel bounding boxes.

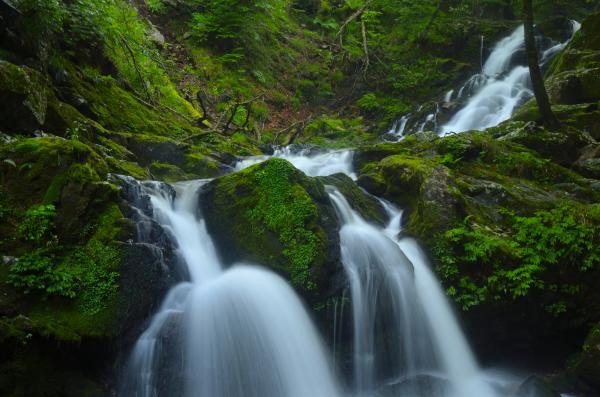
[119,34,152,102]
[336,1,371,48]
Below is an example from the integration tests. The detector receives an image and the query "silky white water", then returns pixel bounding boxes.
[328,186,499,397]
[120,147,542,396]
[387,21,580,137]
[120,179,341,397]
[440,22,581,135]
[236,146,356,179]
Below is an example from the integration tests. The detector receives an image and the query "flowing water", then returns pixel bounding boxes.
[121,100,558,394]
[388,21,581,138]
[236,146,356,179]
[114,17,588,394]
[119,178,341,397]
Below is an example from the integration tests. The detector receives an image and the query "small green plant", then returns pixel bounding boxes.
[8,248,76,298]
[147,0,165,13]
[18,204,56,243]
[356,92,380,114]
[67,240,120,315]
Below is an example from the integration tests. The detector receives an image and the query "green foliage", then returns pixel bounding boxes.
[435,204,600,311]
[7,201,120,314]
[356,92,380,114]
[15,0,65,49]
[8,248,76,298]
[65,241,119,315]
[248,159,320,290]
[17,204,56,243]
[191,0,251,44]
[147,0,165,13]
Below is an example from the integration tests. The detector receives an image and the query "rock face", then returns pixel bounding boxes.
[200,158,341,302]
[318,173,389,226]
[546,13,600,106]
[354,128,600,367]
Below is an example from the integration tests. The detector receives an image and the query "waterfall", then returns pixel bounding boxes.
[236,146,356,179]
[119,178,341,397]
[118,145,540,397]
[390,21,581,137]
[328,186,498,397]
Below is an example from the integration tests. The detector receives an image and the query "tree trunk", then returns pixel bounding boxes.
[523,0,560,130]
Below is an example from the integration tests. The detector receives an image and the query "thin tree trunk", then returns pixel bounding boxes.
[523,0,560,129]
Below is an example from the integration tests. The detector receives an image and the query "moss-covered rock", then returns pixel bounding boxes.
[568,323,600,392]
[200,158,340,300]
[0,60,49,133]
[319,173,388,226]
[354,128,600,366]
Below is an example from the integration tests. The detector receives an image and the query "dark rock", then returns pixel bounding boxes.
[574,144,600,179]
[569,323,600,391]
[499,122,593,166]
[319,173,389,226]
[377,374,451,397]
[259,143,275,155]
[513,375,560,397]
[200,158,341,303]
[0,60,48,134]
[118,241,176,346]
[126,136,188,167]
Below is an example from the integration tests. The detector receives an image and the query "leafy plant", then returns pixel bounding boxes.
[17,204,56,243]
[436,204,600,311]
[8,248,76,298]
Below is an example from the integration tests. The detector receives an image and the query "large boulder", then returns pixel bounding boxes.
[200,158,341,301]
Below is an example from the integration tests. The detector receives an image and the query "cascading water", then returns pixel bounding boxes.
[388,21,581,138]
[439,25,535,135]
[119,145,546,397]
[328,186,499,397]
[236,146,356,179]
[119,178,341,397]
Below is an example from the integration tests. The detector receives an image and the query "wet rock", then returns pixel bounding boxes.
[200,158,341,302]
[513,375,560,397]
[319,173,389,226]
[376,374,451,397]
[569,323,600,391]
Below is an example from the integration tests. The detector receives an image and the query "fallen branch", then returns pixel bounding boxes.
[272,116,313,145]
[119,34,152,102]
[336,0,371,48]
[361,19,370,77]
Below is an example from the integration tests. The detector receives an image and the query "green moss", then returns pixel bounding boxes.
[106,158,149,180]
[0,60,48,127]
[182,152,222,178]
[247,159,322,289]
[319,173,388,226]
[204,158,329,291]
[149,162,189,182]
